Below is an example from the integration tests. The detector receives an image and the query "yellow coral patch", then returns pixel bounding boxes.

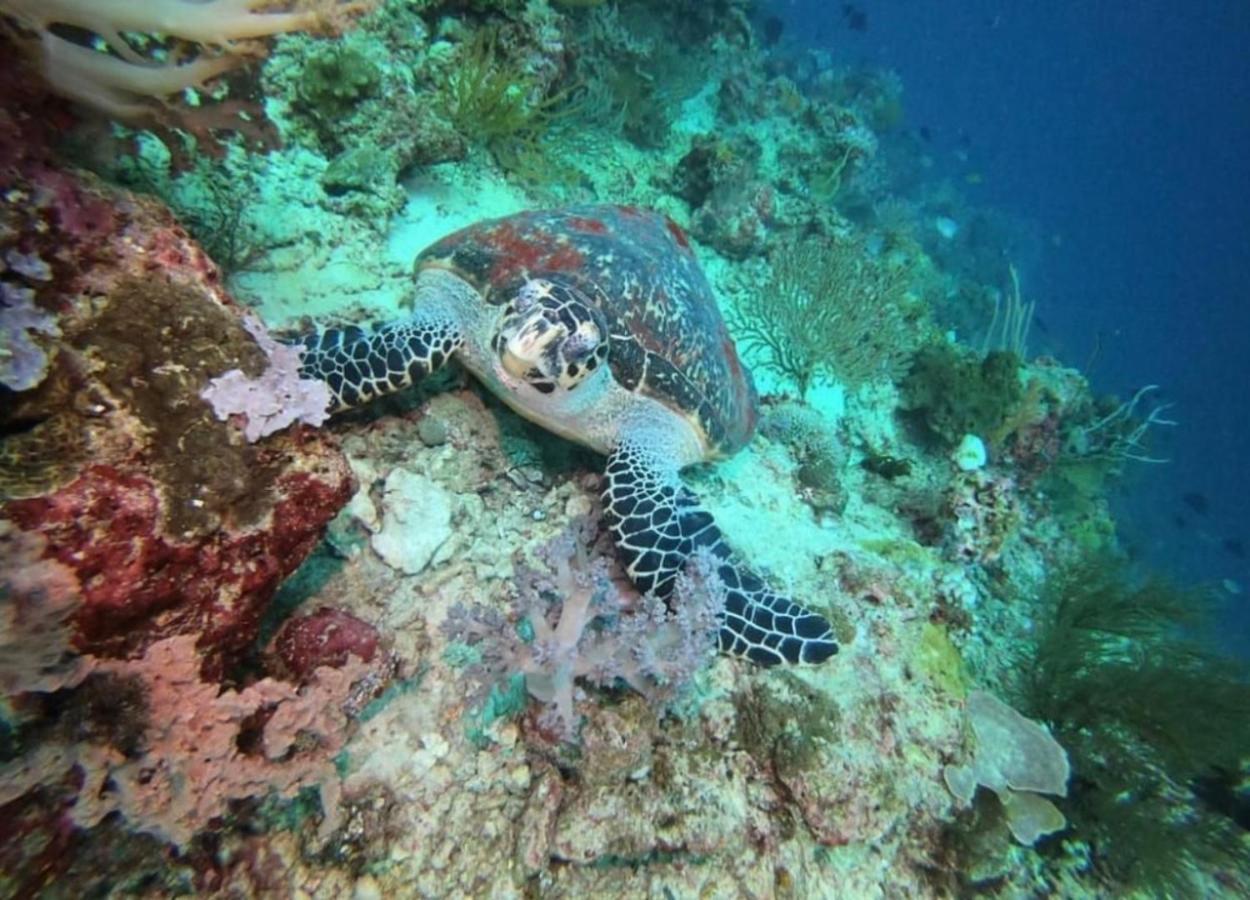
[916,621,968,699]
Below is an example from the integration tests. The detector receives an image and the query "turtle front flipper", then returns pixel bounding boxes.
[604,432,839,667]
[295,313,463,412]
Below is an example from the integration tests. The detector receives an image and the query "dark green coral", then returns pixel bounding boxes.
[297,42,382,120]
[900,343,1022,448]
[1016,554,1250,895]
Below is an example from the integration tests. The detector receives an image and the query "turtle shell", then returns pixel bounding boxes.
[416,205,759,455]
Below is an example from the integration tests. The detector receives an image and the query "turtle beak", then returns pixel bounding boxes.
[501,346,530,380]
[501,319,559,380]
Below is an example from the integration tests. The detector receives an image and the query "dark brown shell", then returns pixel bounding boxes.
[415,205,758,455]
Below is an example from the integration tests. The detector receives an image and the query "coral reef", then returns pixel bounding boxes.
[0,89,353,674]
[0,2,1237,897]
[0,635,377,848]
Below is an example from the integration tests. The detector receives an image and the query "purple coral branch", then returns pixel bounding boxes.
[447,520,724,743]
[0,280,59,391]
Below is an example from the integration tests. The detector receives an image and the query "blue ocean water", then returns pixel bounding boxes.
[770,0,1250,652]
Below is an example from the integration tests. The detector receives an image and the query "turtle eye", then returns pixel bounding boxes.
[554,320,606,390]
[562,330,597,359]
[514,278,550,313]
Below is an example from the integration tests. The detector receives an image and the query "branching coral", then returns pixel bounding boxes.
[1066,384,1176,466]
[445,518,725,742]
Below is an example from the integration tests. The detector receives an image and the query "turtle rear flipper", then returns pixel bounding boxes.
[296,311,463,412]
[604,430,839,667]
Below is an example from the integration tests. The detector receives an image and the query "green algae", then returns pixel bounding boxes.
[916,622,968,699]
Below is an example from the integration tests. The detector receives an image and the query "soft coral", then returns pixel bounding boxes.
[446,517,726,743]
[0,1,372,147]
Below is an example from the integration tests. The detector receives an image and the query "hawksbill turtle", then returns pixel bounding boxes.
[297,205,838,667]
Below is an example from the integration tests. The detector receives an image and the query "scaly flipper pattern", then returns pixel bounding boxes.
[297,315,463,412]
[603,433,839,667]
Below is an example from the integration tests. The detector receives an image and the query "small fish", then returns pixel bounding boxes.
[860,455,911,479]
[1172,514,1187,530]
[918,126,933,142]
[934,216,959,240]
[1222,578,1242,596]
[1192,767,1250,831]
[842,4,868,32]
[1223,538,1246,559]
[964,172,983,185]
[1182,492,1210,515]
[761,15,784,46]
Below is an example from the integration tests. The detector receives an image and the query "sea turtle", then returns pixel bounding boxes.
[296,205,838,666]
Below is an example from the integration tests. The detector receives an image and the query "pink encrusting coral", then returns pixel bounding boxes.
[201,316,332,443]
[945,469,1021,565]
[0,522,86,696]
[271,606,382,681]
[0,634,378,849]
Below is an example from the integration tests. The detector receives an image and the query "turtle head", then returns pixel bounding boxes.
[495,277,609,395]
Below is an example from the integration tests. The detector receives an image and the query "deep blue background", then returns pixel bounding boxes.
[765,1,1250,650]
